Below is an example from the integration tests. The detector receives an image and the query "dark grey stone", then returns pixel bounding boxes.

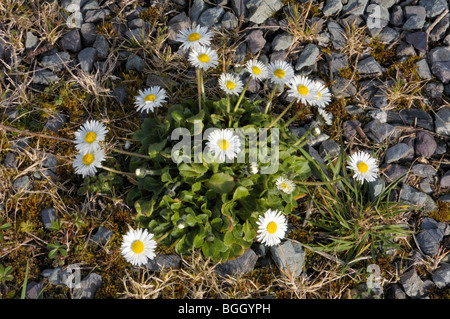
[357,56,385,77]
[246,0,283,24]
[416,217,446,256]
[432,263,450,288]
[403,15,425,30]
[25,281,44,299]
[198,5,225,28]
[415,131,437,158]
[25,31,39,50]
[435,108,450,136]
[419,0,448,18]
[230,0,249,17]
[41,207,57,229]
[33,68,58,85]
[385,143,414,163]
[431,61,450,84]
[73,273,103,299]
[331,76,357,98]
[429,15,449,43]
[326,51,349,75]
[60,30,82,53]
[404,6,426,20]
[190,0,208,22]
[111,86,127,105]
[215,249,258,277]
[396,43,416,58]
[245,30,266,55]
[411,164,436,178]
[270,239,305,278]
[343,120,361,139]
[390,5,404,27]
[221,11,238,29]
[146,254,181,271]
[368,177,385,200]
[385,283,407,299]
[364,119,398,143]
[80,23,97,46]
[327,21,347,49]
[90,226,114,245]
[125,54,145,72]
[93,35,109,60]
[41,51,71,72]
[415,58,433,80]
[319,139,341,159]
[323,0,343,16]
[399,184,438,213]
[272,32,293,51]
[441,170,450,188]
[382,163,408,183]
[400,269,428,299]
[84,9,111,23]
[78,47,96,73]
[386,109,434,131]
[13,176,30,191]
[4,152,17,169]
[295,43,320,74]
[342,0,369,16]
[423,82,444,99]
[405,32,427,53]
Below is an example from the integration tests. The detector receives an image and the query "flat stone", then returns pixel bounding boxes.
[399,184,438,213]
[386,109,434,131]
[342,0,369,16]
[198,5,225,28]
[382,163,408,183]
[377,26,399,44]
[416,217,446,256]
[419,0,448,18]
[364,119,398,143]
[146,254,181,272]
[84,9,111,23]
[78,47,96,72]
[415,131,437,158]
[90,226,114,245]
[125,54,145,72]
[80,23,97,46]
[25,281,44,299]
[323,0,342,16]
[60,29,82,53]
[440,170,450,188]
[331,76,357,98]
[230,0,249,17]
[66,11,83,29]
[270,239,305,278]
[272,32,293,51]
[385,283,407,299]
[33,68,58,85]
[41,51,71,72]
[319,139,341,159]
[403,15,425,30]
[295,43,320,74]
[44,111,67,132]
[411,164,436,178]
[385,143,414,163]
[423,82,444,99]
[366,4,390,32]
[25,31,39,50]
[215,249,258,277]
[41,207,57,229]
[432,263,450,288]
[73,273,102,299]
[429,15,449,43]
[326,51,349,74]
[405,32,427,53]
[245,30,266,55]
[343,120,361,139]
[368,177,385,200]
[357,56,385,77]
[190,0,208,23]
[400,269,427,299]
[435,108,450,136]
[327,21,347,49]
[13,175,30,191]
[93,35,109,60]
[246,0,283,24]
[111,86,127,105]
[221,11,238,29]
[404,6,426,20]
[390,5,404,27]
[415,59,432,80]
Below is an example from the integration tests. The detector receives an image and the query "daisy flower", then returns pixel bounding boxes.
[256,209,288,246]
[206,128,241,162]
[74,120,108,155]
[316,107,334,126]
[120,228,157,266]
[267,60,295,86]
[218,73,244,96]
[188,46,219,70]
[347,151,379,184]
[310,81,332,108]
[287,75,318,105]
[176,25,213,51]
[134,86,167,114]
[73,148,105,178]
[275,176,296,194]
[245,59,269,81]
[249,162,258,175]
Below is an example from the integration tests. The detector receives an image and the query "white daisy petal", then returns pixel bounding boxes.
[218,73,244,96]
[287,75,319,105]
[188,46,219,70]
[72,148,105,178]
[267,60,295,86]
[206,128,241,162]
[121,228,157,266]
[74,120,108,155]
[310,81,332,108]
[134,86,167,114]
[275,177,296,194]
[347,151,379,184]
[256,209,288,246]
[245,59,269,81]
[249,162,258,175]
[317,107,333,126]
[176,25,213,51]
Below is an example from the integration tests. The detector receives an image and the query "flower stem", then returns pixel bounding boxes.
[266,99,296,130]
[196,68,202,112]
[264,83,278,114]
[233,78,251,112]
[226,94,230,113]
[109,147,151,159]
[285,105,307,127]
[100,165,136,177]
[200,68,206,104]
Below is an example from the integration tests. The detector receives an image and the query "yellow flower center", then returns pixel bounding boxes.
[317,91,322,98]
[226,81,235,90]
[252,66,261,75]
[131,240,144,254]
[267,221,277,234]
[280,182,289,190]
[144,94,156,102]
[188,32,201,42]
[82,153,94,165]
[218,139,230,151]
[297,85,309,96]
[198,54,210,63]
[357,161,369,173]
[273,68,285,78]
[84,131,97,144]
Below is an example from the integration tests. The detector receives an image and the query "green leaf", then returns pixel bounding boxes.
[148,140,167,157]
[232,186,249,201]
[179,163,208,178]
[135,200,154,216]
[206,173,235,194]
